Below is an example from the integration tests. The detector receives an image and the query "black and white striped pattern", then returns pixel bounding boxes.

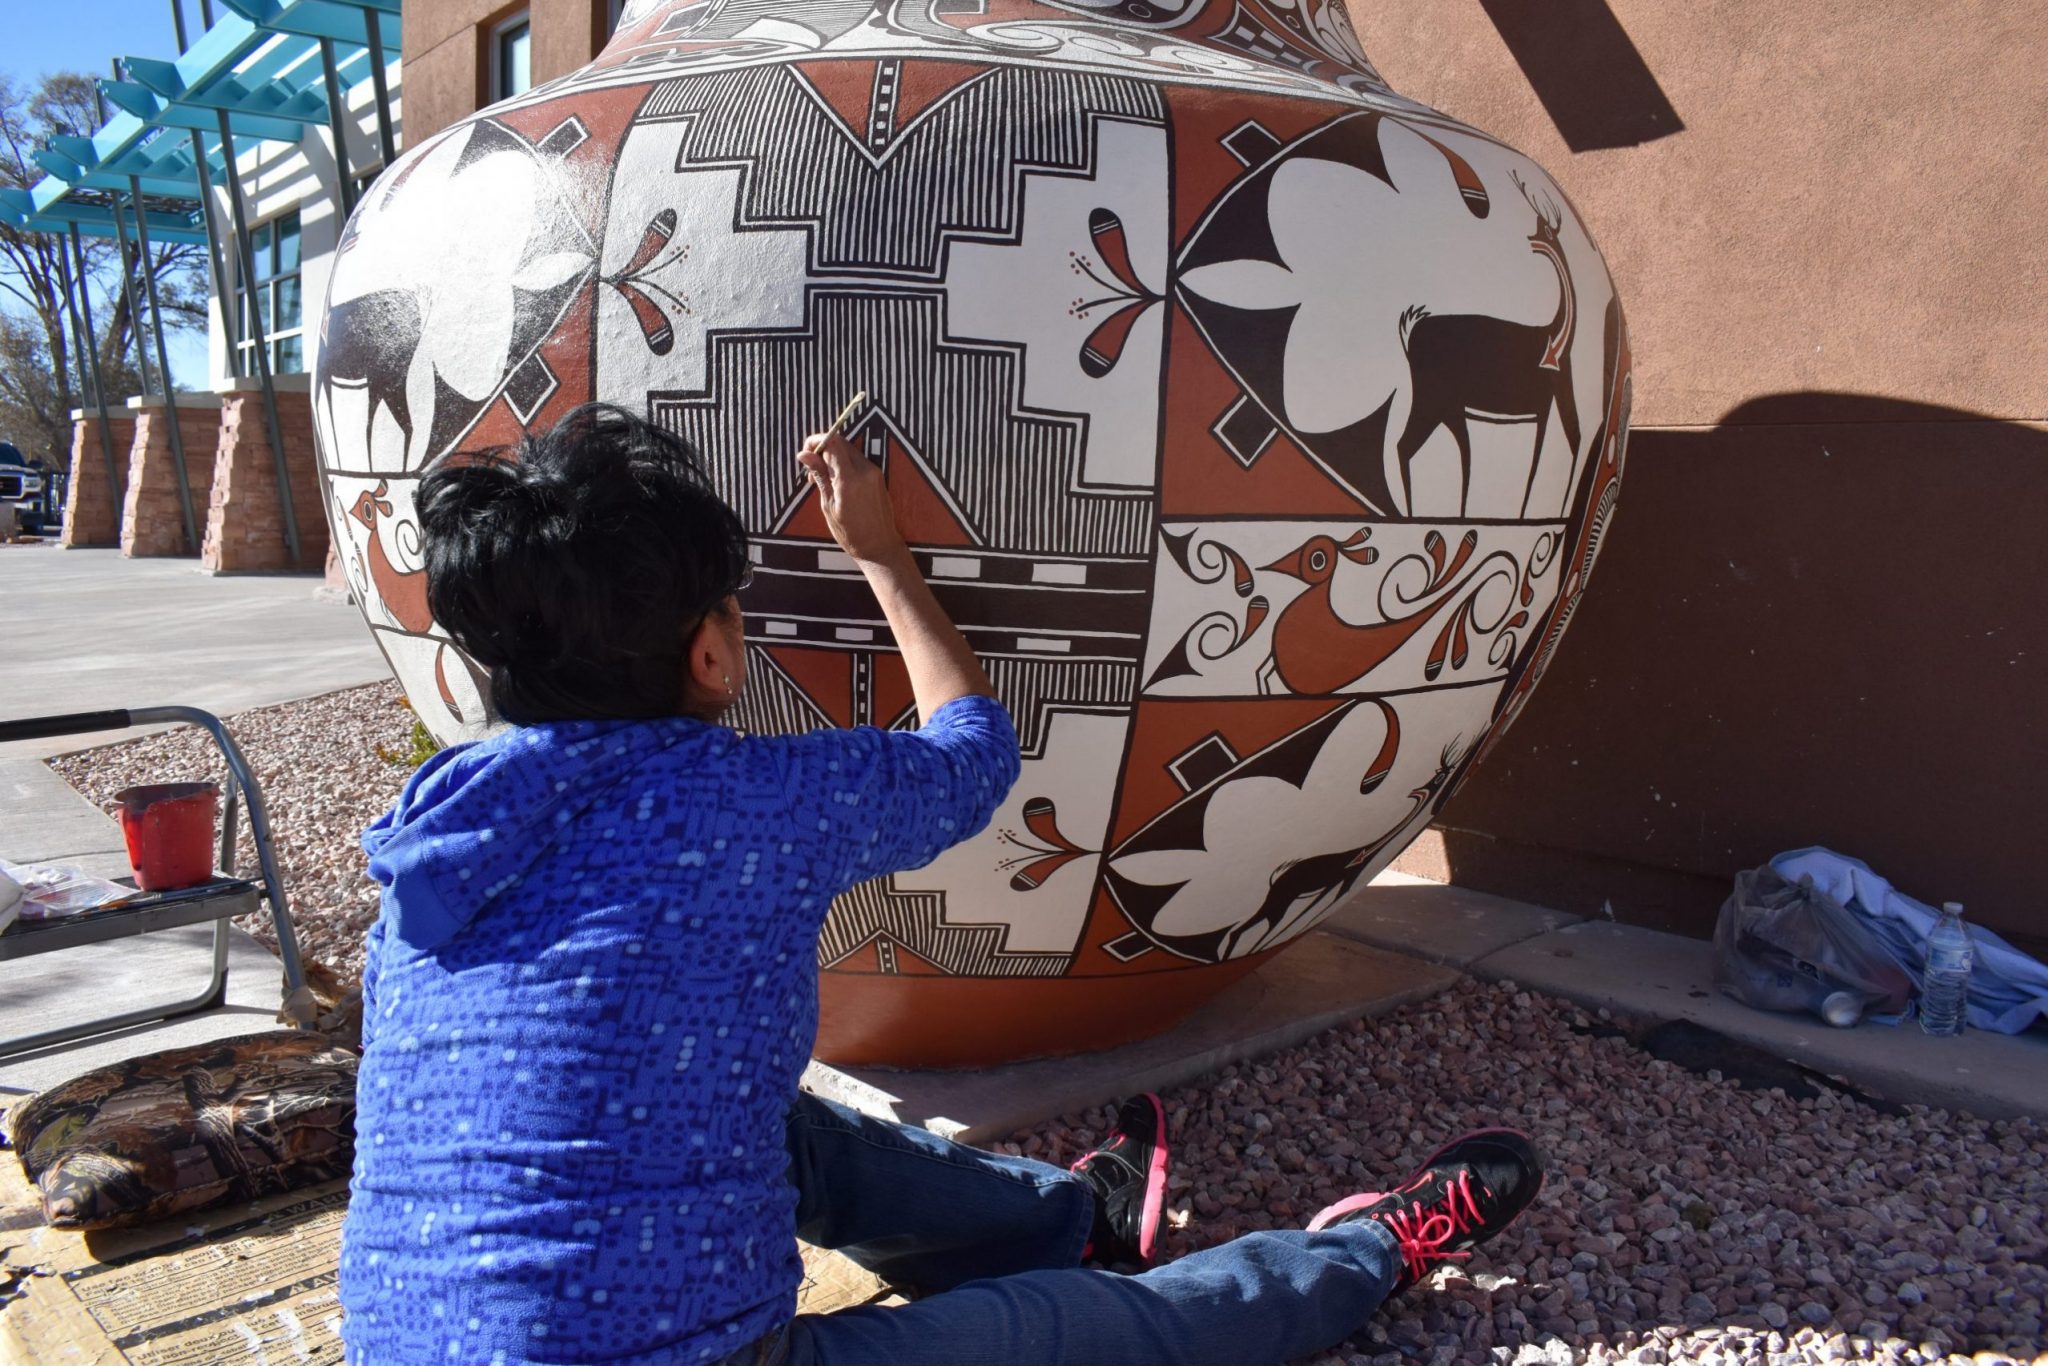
[639,64,1167,275]
[817,878,1074,977]
[651,291,1157,556]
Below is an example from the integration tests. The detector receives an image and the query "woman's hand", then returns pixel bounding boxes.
[795,430,993,715]
[797,432,908,567]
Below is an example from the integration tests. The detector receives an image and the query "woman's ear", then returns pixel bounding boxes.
[683,601,744,719]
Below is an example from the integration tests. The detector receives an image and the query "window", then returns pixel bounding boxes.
[237,209,304,375]
[493,14,533,101]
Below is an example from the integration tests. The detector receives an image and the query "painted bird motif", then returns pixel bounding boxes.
[352,481,433,634]
[1260,528,1480,695]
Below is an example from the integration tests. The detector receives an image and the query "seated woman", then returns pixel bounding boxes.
[337,405,1542,1365]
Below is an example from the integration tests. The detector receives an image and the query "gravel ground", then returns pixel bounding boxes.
[1010,981,2047,1365]
[48,682,414,979]
[43,687,2048,1365]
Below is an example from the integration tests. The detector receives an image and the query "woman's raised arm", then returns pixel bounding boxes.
[795,431,994,720]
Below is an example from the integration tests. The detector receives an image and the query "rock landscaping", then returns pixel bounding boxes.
[49,682,414,978]
[1019,983,2046,1365]
[43,685,2048,1365]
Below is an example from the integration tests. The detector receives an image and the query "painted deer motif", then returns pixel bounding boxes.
[319,288,423,462]
[1394,174,1579,515]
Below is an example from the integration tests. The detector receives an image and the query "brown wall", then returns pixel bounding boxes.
[1354,1,2048,951]
[403,0,613,144]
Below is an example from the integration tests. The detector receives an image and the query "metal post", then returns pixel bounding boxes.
[188,129,240,381]
[109,195,157,397]
[170,0,189,52]
[317,37,358,220]
[214,108,303,567]
[199,0,213,23]
[68,225,125,506]
[54,239,95,410]
[365,9,398,170]
[128,177,202,556]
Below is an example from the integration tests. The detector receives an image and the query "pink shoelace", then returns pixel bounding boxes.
[1375,1168,1488,1284]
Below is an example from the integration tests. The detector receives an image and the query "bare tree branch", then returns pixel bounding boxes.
[0,72,205,469]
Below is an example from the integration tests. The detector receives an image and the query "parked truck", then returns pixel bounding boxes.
[0,442,62,535]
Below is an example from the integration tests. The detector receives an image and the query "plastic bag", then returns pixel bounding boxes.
[0,859,134,919]
[1714,865,1915,1022]
[1774,847,2048,1034]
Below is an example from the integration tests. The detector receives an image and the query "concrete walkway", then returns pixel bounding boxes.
[2,544,384,1093]
[0,542,384,763]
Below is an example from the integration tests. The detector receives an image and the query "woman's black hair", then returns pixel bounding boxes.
[416,404,751,724]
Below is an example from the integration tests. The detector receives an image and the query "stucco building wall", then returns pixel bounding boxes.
[402,2,615,145]
[1354,1,2047,951]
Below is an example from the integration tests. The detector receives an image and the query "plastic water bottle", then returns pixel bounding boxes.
[1919,902,1974,1037]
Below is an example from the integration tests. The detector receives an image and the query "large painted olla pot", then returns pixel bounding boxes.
[316,0,1630,1067]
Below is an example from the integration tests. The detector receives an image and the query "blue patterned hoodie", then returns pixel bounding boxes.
[339,696,1019,1364]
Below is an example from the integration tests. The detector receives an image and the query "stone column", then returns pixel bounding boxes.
[120,395,225,558]
[60,408,137,548]
[200,377,332,574]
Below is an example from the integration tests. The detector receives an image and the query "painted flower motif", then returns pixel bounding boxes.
[1180,154,1401,435]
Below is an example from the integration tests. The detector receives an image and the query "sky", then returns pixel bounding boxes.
[5,0,214,386]
[9,2,195,86]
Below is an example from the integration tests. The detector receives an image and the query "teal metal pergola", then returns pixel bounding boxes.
[0,0,401,562]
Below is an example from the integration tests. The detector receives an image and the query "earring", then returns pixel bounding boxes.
[723,673,733,695]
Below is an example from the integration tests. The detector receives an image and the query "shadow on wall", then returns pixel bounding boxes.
[1429,394,2048,958]
[1476,0,1684,150]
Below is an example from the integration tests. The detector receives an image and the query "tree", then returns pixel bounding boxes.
[0,311,145,474]
[0,70,207,469]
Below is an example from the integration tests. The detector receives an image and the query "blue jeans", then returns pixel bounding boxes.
[754,1094,1401,1366]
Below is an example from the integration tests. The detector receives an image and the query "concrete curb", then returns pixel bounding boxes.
[1471,918,2048,1123]
[809,869,2048,1140]
[1321,869,1584,966]
[807,930,1460,1143]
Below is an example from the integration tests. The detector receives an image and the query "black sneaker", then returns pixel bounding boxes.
[1307,1128,1543,1289]
[1068,1093,1170,1266]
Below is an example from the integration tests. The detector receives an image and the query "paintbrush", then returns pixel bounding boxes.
[800,392,869,490]
[826,390,867,440]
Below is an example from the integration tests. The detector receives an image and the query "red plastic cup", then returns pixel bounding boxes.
[112,783,221,892]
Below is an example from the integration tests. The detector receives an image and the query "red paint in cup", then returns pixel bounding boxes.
[112,783,221,892]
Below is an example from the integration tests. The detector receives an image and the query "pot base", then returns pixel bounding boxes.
[815,952,1271,1069]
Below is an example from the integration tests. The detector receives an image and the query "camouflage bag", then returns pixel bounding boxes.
[5,1031,357,1230]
